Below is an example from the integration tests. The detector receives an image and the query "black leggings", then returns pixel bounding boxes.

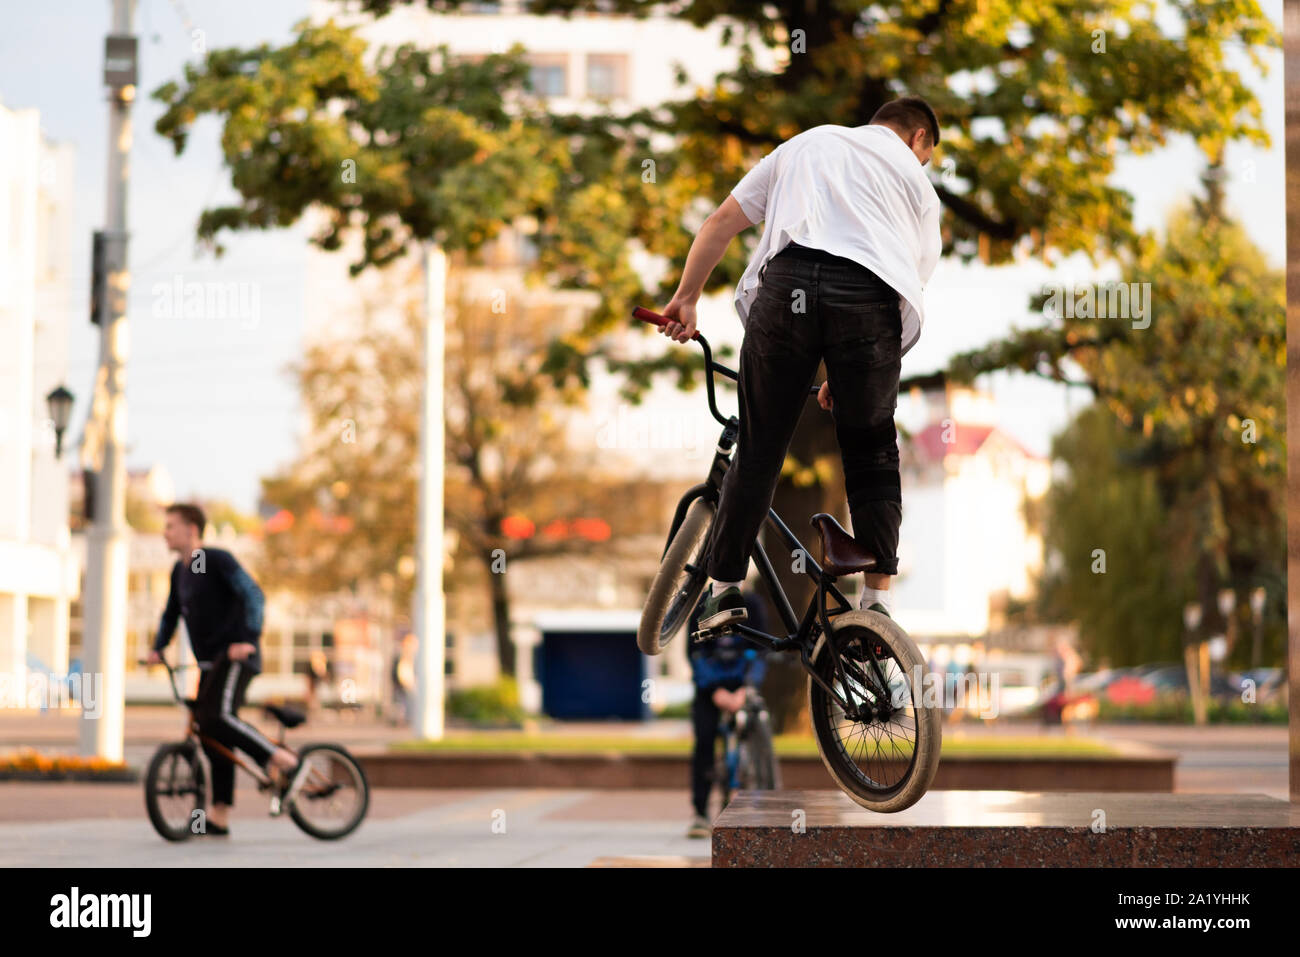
[193,656,277,806]
[705,247,903,582]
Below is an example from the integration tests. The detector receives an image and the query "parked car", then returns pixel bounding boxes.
[1073,668,1128,694]
[1230,667,1285,704]
[1133,664,1240,703]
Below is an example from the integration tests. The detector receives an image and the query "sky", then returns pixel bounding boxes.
[0,0,1286,511]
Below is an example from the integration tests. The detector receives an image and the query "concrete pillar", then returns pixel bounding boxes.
[513,625,541,714]
[0,594,29,706]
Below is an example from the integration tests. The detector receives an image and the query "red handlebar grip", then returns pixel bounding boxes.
[632,306,699,340]
[632,306,666,326]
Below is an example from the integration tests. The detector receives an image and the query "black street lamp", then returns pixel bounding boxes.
[45,385,75,458]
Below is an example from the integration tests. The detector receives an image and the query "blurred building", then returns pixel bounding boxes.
[893,382,1051,639]
[891,381,1066,717]
[0,100,78,688]
[67,463,173,532]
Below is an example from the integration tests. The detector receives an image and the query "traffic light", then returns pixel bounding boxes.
[82,469,96,523]
[90,230,106,325]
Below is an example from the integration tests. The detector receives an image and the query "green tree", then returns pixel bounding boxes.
[156,2,1277,377]
[258,261,674,676]
[153,24,567,274]
[989,199,1285,717]
[1034,403,1189,667]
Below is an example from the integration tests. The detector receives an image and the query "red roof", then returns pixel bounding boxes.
[911,422,995,460]
[908,423,1042,463]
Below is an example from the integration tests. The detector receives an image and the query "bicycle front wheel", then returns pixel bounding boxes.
[740,715,781,791]
[144,741,206,842]
[808,610,941,813]
[638,497,714,655]
[714,737,734,811]
[287,743,370,840]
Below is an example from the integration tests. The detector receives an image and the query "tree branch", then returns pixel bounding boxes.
[935,184,1019,240]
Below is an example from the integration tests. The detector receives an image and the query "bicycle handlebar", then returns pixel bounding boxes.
[137,657,212,706]
[633,307,823,419]
[632,305,700,341]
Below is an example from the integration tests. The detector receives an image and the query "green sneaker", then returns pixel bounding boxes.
[696,585,748,634]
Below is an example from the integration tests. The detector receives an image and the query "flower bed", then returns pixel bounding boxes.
[0,748,138,782]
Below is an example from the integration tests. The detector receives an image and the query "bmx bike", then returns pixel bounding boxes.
[140,655,370,841]
[634,306,940,813]
[709,648,782,808]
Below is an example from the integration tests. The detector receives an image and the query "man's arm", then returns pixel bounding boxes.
[214,551,265,652]
[660,195,760,343]
[151,564,181,656]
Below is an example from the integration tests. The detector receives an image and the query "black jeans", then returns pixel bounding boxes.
[704,244,904,582]
[690,679,743,817]
[193,655,277,806]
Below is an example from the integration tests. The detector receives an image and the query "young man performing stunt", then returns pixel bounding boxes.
[656,97,943,631]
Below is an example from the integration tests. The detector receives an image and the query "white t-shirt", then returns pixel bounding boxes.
[729,123,942,357]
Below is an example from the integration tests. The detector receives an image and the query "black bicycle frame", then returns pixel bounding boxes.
[655,325,884,717]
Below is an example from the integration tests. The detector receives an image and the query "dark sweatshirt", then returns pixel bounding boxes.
[153,546,265,672]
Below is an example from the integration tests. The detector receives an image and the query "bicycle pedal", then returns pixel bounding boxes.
[692,624,732,643]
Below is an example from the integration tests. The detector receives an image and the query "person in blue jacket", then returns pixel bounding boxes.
[686,585,769,838]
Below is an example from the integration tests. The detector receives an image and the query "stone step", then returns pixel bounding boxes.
[711,790,1300,867]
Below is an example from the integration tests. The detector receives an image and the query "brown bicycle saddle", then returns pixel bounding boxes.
[810,512,878,576]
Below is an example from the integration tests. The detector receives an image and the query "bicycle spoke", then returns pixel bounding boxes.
[289,750,367,835]
[820,629,920,792]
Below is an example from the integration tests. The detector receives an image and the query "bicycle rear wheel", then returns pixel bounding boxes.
[287,743,370,840]
[714,735,734,811]
[638,497,715,655]
[144,741,206,842]
[808,610,941,813]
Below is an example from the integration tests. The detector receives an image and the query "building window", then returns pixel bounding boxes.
[585,53,627,99]
[527,54,568,97]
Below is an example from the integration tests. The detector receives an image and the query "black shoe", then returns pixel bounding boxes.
[696,585,748,633]
[204,822,230,837]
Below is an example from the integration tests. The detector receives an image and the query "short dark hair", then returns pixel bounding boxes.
[870,96,940,147]
[166,503,206,536]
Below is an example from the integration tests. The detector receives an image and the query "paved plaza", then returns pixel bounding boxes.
[0,707,1287,866]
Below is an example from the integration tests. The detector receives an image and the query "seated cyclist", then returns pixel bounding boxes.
[686,577,770,839]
